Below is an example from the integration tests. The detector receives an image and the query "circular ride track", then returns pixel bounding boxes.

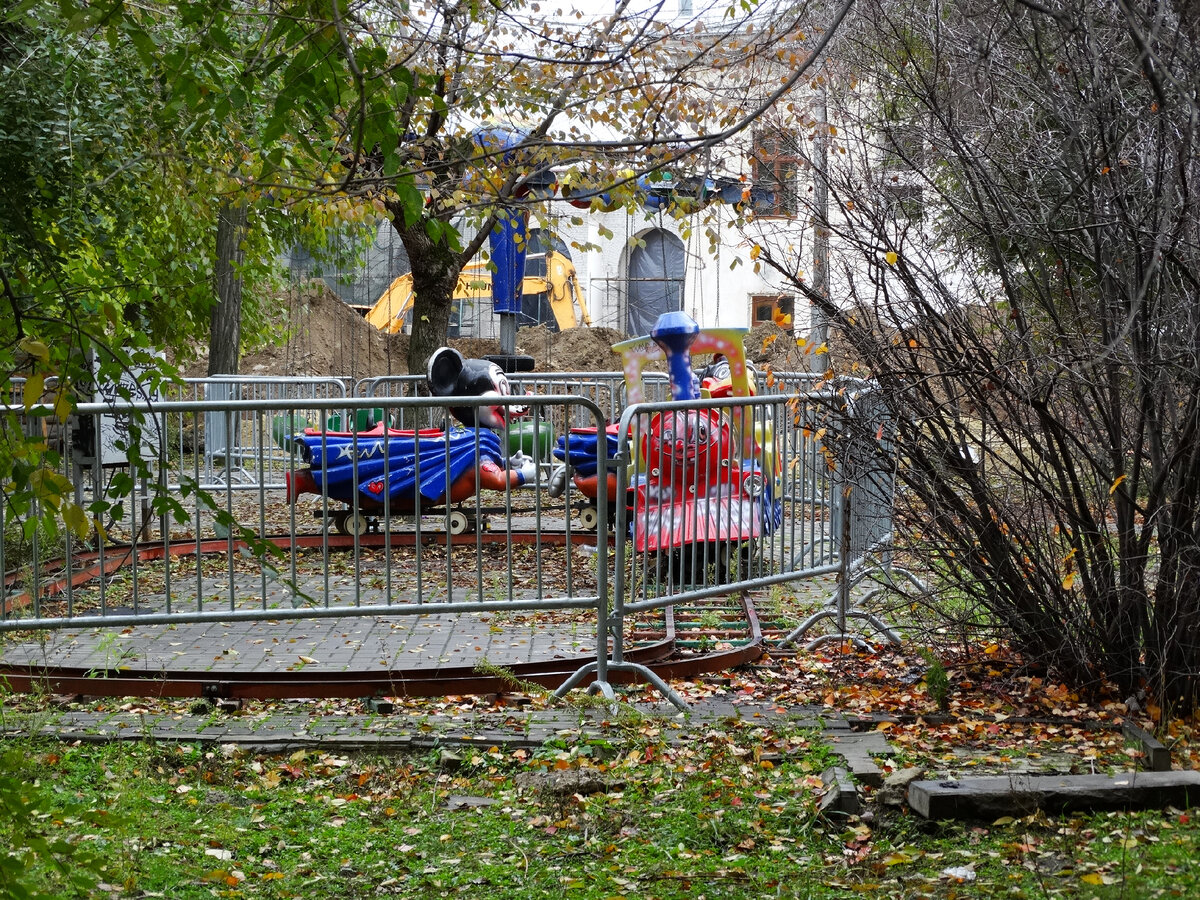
[0,526,770,702]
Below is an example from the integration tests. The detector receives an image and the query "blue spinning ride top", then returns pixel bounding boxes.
[652,311,701,401]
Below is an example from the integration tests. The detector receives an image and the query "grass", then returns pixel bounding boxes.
[3,722,835,899]
[2,712,1200,899]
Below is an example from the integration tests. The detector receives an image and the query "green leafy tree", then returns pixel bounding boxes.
[0,2,337,545]
[1,7,211,542]
[299,0,845,373]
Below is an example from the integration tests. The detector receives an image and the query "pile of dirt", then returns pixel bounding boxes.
[517,324,628,372]
[181,282,405,379]
[247,282,405,379]
[746,321,809,372]
[222,282,627,377]
[189,280,814,378]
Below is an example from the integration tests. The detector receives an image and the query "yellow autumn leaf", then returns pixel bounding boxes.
[19,338,50,361]
[773,310,792,328]
[750,244,762,260]
[23,373,44,410]
[885,251,898,265]
[1109,474,1126,495]
[62,501,89,539]
[1062,571,1076,590]
[53,388,73,421]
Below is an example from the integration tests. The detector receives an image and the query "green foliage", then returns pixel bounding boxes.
[0,725,1197,897]
[919,648,950,712]
[0,2,373,533]
[0,749,113,898]
[2,727,839,898]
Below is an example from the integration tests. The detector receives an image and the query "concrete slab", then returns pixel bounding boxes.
[1122,722,1172,772]
[819,766,861,816]
[825,730,893,787]
[909,770,1200,820]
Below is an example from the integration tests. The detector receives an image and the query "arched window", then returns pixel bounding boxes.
[627,229,685,336]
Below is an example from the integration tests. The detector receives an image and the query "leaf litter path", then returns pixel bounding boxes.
[0,610,597,678]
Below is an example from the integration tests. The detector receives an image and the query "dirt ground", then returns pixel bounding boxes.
[184,280,807,378]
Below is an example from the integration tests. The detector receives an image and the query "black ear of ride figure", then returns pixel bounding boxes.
[426,346,517,428]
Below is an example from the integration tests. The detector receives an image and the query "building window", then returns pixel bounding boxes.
[750,294,794,327]
[881,121,925,170]
[883,180,924,222]
[751,129,803,217]
[879,113,925,221]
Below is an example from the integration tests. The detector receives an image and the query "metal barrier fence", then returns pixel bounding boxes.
[2,392,607,614]
[553,391,845,705]
[357,371,674,430]
[781,380,909,651]
[163,376,351,490]
[2,374,900,705]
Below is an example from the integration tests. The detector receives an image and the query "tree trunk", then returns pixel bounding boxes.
[390,215,462,377]
[208,198,248,376]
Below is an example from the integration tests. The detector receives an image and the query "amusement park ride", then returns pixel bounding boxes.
[551,312,782,583]
[286,132,781,582]
[286,300,782,586]
[284,345,539,537]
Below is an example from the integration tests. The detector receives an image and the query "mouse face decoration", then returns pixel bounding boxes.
[426,347,528,429]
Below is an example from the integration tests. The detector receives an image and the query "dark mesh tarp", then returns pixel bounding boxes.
[627,229,685,336]
[287,219,411,308]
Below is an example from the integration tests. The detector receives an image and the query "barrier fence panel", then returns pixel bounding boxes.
[545,393,842,706]
[782,381,908,649]
[756,370,825,398]
[4,371,900,704]
[839,384,897,560]
[610,392,842,609]
[1,395,612,695]
[357,371,673,429]
[162,376,351,491]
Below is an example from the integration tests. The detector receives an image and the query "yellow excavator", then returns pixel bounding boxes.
[366,250,592,335]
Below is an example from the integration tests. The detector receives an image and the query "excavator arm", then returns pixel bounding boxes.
[367,251,590,335]
[366,273,415,334]
[541,251,591,330]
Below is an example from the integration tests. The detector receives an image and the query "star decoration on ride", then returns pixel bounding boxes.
[334,440,385,461]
